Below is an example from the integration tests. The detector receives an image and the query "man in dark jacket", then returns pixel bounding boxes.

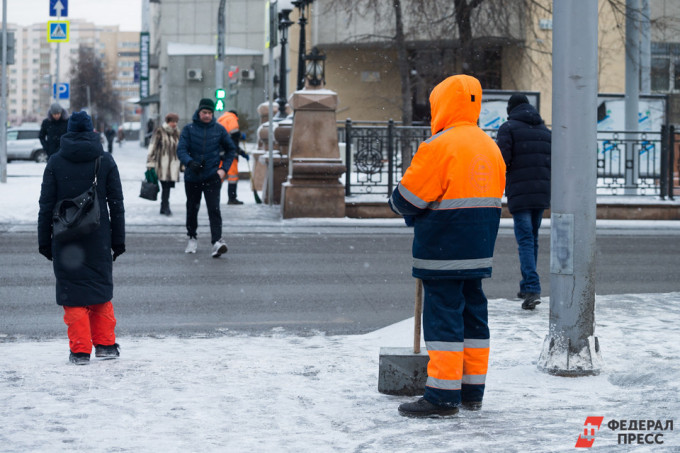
[176,98,237,257]
[39,103,69,159]
[495,94,552,310]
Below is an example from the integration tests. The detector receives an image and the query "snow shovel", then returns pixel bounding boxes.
[245,155,262,204]
[378,278,429,396]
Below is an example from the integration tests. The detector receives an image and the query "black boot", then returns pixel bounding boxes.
[398,398,459,418]
[95,343,120,359]
[69,352,90,365]
[227,183,243,205]
[160,182,172,215]
[522,293,541,310]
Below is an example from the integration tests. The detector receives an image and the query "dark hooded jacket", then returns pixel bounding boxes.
[176,109,237,183]
[37,130,125,307]
[495,103,551,214]
[39,107,69,158]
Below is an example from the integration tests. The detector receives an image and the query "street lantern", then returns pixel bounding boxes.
[304,47,326,88]
[292,0,314,91]
[275,6,294,120]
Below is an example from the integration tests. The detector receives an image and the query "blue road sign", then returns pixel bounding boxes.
[53,83,69,100]
[47,21,69,42]
[50,0,68,17]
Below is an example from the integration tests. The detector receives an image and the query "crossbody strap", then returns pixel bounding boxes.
[92,156,102,188]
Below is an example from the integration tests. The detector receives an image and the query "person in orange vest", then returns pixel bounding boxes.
[217,110,250,204]
[388,75,506,418]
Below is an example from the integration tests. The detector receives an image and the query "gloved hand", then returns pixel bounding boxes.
[39,245,52,261]
[241,151,250,161]
[404,215,415,227]
[187,161,203,173]
[112,244,126,261]
[241,132,246,141]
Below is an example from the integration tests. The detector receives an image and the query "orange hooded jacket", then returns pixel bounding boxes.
[389,74,506,279]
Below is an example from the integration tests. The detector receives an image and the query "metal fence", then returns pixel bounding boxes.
[338,120,676,199]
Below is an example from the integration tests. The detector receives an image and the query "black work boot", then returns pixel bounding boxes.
[461,401,483,411]
[522,293,541,310]
[95,343,120,359]
[227,183,243,205]
[69,352,90,365]
[398,398,459,418]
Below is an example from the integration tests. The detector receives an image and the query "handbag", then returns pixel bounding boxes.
[139,169,159,201]
[52,156,102,242]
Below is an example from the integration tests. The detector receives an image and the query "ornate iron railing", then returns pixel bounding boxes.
[339,120,676,199]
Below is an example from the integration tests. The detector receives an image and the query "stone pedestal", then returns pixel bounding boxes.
[281,89,346,219]
[261,153,289,204]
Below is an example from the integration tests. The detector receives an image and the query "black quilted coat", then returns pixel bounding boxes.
[495,103,552,214]
[37,131,125,306]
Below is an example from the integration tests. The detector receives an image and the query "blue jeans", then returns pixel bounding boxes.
[512,209,544,294]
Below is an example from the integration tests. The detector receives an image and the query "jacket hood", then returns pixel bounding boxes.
[507,102,544,126]
[429,74,482,135]
[46,106,69,121]
[58,131,104,163]
[192,109,216,127]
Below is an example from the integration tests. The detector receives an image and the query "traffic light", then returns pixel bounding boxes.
[215,88,226,111]
[227,66,240,85]
[0,31,16,65]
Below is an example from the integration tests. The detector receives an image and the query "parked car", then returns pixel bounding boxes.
[6,126,47,163]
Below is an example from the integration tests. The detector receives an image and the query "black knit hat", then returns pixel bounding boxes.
[67,111,93,132]
[198,98,215,112]
[507,94,529,114]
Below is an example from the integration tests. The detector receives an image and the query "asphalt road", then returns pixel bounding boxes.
[1,228,679,339]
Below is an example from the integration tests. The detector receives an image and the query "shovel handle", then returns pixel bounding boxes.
[414,278,423,354]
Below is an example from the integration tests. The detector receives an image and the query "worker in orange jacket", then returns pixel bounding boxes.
[389,74,506,418]
[217,110,249,204]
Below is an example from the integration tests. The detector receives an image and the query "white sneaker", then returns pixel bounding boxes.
[185,238,197,254]
[211,239,228,258]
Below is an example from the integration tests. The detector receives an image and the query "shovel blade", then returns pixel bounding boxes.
[378,347,429,396]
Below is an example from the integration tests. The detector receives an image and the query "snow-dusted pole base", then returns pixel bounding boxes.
[542,0,601,376]
[538,334,603,377]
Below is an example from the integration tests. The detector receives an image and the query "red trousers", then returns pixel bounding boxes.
[63,302,117,354]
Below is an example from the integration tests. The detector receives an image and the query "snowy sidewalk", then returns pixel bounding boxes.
[1,292,679,452]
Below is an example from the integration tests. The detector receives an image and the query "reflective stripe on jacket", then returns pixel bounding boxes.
[389,75,506,280]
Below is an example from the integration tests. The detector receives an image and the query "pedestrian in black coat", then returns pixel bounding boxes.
[39,103,69,159]
[495,94,551,310]
[37,111,126,365]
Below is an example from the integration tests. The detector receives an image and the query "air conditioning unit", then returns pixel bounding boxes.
[187,68,203,81]
[241,68,255,80]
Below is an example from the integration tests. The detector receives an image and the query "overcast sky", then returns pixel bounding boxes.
[5,0,142,31]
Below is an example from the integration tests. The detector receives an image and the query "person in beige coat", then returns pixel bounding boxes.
[146,113,181,215]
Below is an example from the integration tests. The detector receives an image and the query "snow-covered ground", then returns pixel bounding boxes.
[1,142,679,451]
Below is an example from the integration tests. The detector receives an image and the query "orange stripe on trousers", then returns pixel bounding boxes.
[463,347,489,376]
[427,350,464,381]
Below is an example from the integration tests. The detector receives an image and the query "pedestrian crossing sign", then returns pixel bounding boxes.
[47,21,69,43]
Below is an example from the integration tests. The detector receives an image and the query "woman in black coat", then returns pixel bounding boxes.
[37,111,126,365]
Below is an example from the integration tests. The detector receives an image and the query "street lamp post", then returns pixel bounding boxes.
[303,46,325,88]
[292,0,313,91]
[275,7,293,120]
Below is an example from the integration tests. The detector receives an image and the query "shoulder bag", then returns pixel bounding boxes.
[52,156,102,242]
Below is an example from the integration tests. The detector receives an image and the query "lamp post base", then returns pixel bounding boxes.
[537,334,603,376]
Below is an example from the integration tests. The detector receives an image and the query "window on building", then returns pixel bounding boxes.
[651,42,680,93]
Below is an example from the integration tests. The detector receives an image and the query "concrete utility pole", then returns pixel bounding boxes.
[1,0,8,183]
[624,0,640,194]
[537,0,603,376]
